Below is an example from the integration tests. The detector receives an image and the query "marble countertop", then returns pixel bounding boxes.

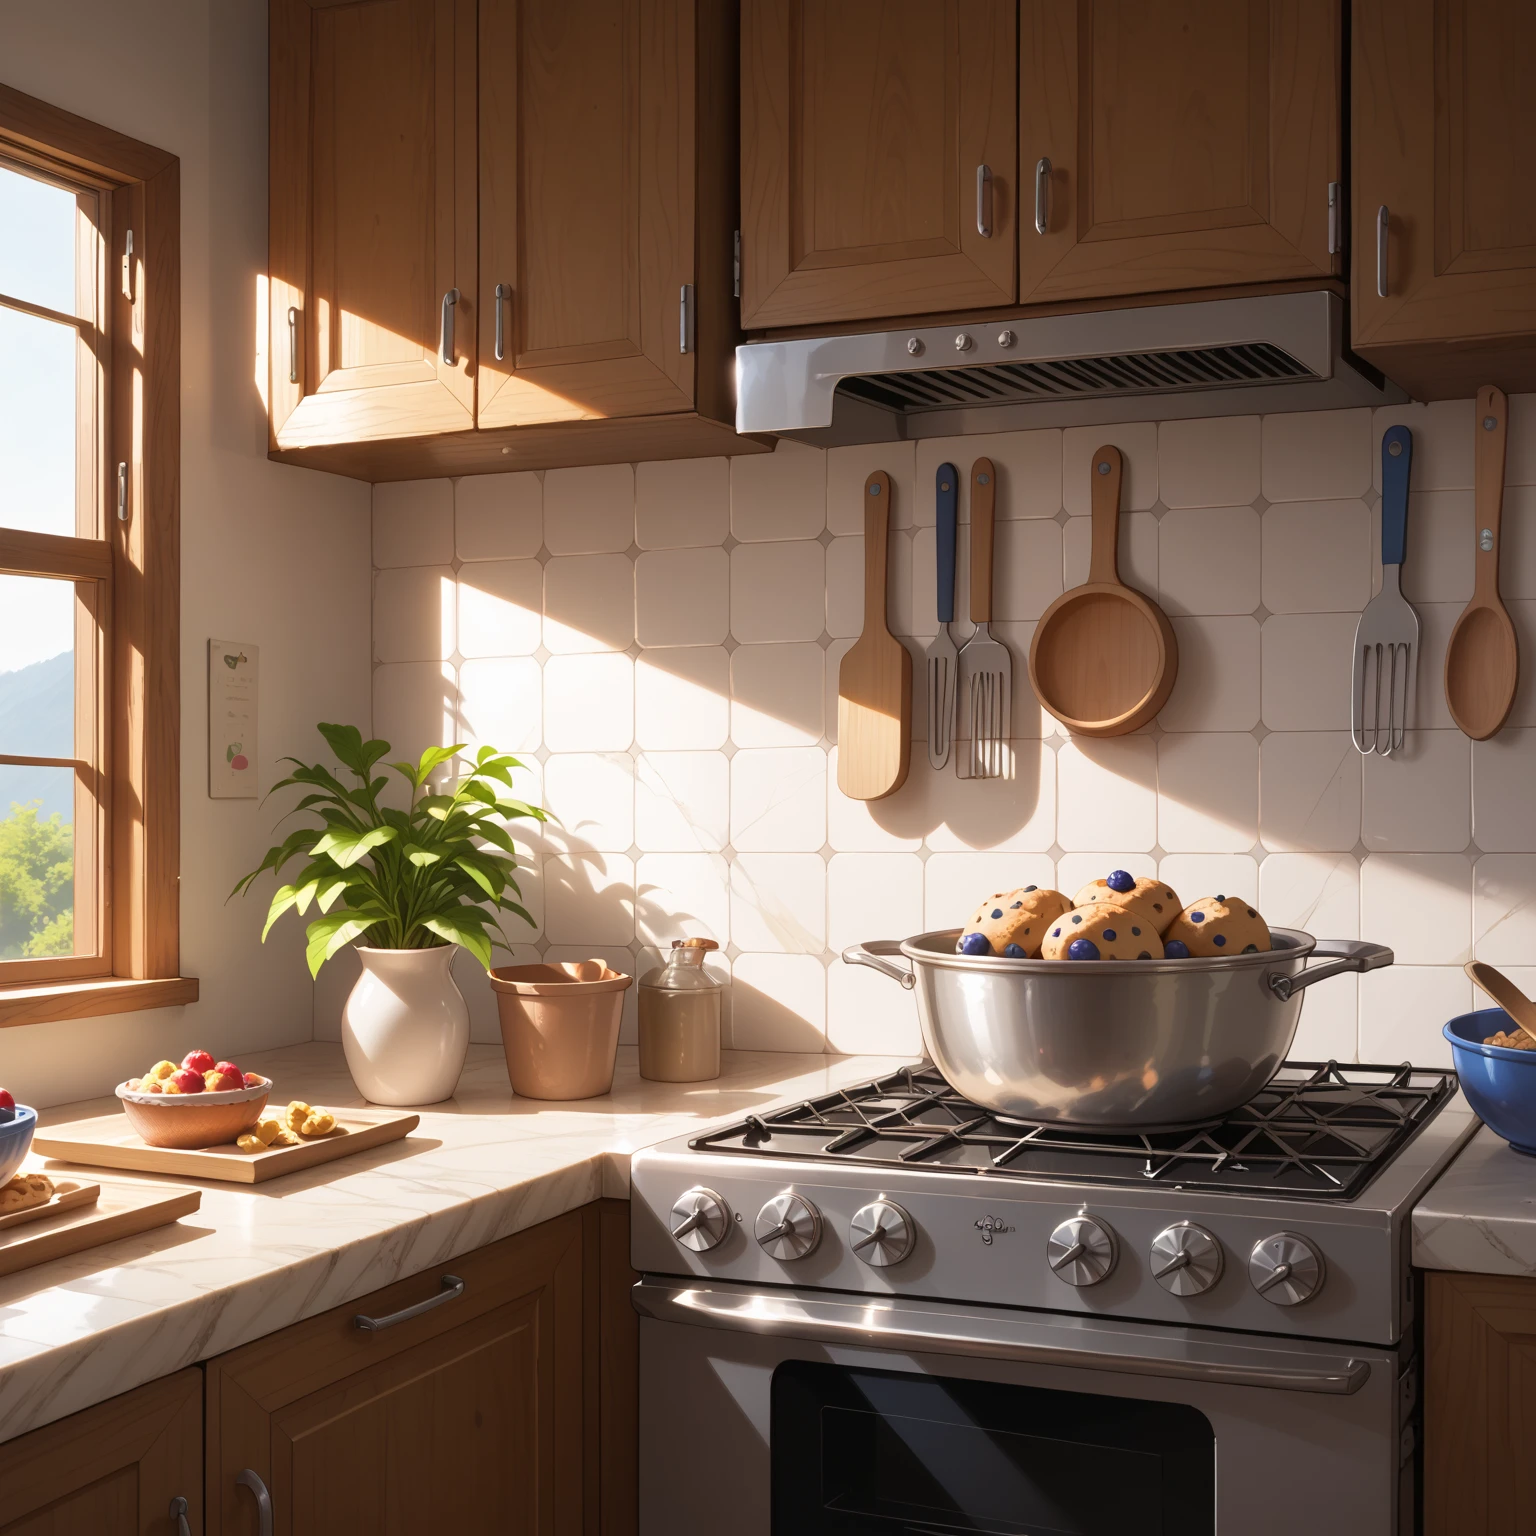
[0,1042,911,1444]
[1412,1124,1536,1277]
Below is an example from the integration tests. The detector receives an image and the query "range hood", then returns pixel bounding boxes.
[736,290,1404,447]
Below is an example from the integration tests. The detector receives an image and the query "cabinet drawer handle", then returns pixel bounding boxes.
[237,1469,273,1536]
[286,305,298,385]
[1376,205,1389,298]
[354,1273,465,1332]
[494,282,510,362]
[1034,157,1052,236]
[976,163,992,238]
[169,1495,191,1536]
[440,287,460,366]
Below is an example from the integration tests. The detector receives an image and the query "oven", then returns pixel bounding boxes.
[635,1279,1415,1535]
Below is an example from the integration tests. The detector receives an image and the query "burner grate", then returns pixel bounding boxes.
[689,1061,1458,1200]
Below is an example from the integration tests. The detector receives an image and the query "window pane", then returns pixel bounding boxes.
[0,307,76,535]
[0,163,76,314]
[0,575,75,757]
[0,765,75,959]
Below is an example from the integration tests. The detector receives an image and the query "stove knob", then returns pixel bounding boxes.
[669,1187,730,1252]
[1047,1215,1118,1287]
[849,1201,914,1267]
[1150,1222,1224,1296]
[756,1193,822,1261]
[1249,1232,1325,1306]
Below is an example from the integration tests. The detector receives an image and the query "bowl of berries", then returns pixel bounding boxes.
[0,1089,36,1184]
[116,1051,270,1149]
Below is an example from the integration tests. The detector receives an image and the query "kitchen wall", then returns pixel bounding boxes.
[354,397,1536,1070]
[0,1,372,1107]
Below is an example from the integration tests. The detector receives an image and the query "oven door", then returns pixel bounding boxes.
[635,1279,1412,1536]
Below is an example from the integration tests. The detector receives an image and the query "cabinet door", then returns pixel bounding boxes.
[207,1211,584,1534]
[478,0,700,428]
[0,1370,202,1534]
[1019,0,1339,303]
[1425,1270,1536,1535]
[740,0,1017,329]
[1352,1,1536,398]
[269,0,476,449]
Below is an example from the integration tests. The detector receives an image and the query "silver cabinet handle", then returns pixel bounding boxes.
[286,305,298,384]
[440,287,460,366]
[679,284,693,355]
[1327,180,1342,256]
[975,163,992,237]
[354,1273,465,1331]
[237,1470,273,1536]
[493,282,509,362]
[169,1495,191,1536]
[633,1280,1373,1397]
[1376,205,1389,298]
[116,461,128,523]
[1034,157,1052,236]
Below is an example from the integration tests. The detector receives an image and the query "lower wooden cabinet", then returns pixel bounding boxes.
[0,1369,202,1535]
[1425,1269,1536,1534]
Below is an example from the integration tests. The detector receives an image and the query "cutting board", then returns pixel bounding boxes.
[836,470,912,800]
[35,1108,419,1185]
[0,1170,199,1280]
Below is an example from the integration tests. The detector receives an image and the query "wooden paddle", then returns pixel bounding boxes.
[1466,961,1536,1045]
[836,471,912,800]
[1445,385,1519,740]
[1028,445,1178,736]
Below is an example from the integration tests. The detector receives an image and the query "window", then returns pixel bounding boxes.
[0,83,194,1023]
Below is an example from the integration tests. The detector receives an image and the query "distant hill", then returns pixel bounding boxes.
[0,652,74,824]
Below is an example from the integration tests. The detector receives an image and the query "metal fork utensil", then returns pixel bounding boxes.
[1351,424,1418,755]
[957,457,1011,778]
[925,464,960,770]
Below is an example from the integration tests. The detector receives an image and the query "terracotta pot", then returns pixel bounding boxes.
[115,1078,270,1150]
[343,946,470,1106]
[489,961,632,1100]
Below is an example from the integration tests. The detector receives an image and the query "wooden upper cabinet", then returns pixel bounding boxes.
[478,0,702,428]
[269,0,476,449]
[1018,0,1341,304]
[740,0,1018,329]
[1353,0,1536,399]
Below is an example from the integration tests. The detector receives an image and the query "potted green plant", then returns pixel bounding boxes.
[234,724,544,1105]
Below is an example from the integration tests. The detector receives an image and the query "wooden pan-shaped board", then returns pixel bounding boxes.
[1029,446,1177,735]
[837,471,912,799]
[1445,384,1519,739]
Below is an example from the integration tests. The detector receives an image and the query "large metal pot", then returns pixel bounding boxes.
[843,928,1392,1129]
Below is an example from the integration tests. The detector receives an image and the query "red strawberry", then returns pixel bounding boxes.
[181,1050,215,1074]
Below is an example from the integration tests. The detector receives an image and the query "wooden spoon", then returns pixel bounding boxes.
[1028,445,1178,736]
[1445,385,1520,739]
[836,471,912,800]
[1465,961,1536,1045]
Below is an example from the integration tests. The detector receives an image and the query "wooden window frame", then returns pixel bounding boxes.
[0,83,196,1027]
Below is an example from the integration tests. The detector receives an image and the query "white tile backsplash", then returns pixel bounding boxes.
[373,395,1536,1060]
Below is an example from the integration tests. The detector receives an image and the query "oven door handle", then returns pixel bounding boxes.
[633,1280,1373,1397]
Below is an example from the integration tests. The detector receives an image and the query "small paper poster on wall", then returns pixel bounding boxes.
[209,640,258,799]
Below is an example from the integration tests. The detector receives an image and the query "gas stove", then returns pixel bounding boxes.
[630,1059,1477,1348]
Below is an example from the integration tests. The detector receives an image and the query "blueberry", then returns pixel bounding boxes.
[1071,913,1083,925]
[1131,926,1141,936]
[1247,908,1257,918]
[1052,927,1062,938]
[1024,884,1038,893]
[1215,894,1226,902]
[1011,901,1023,909]
[1102,928,1117,941]
[1190,911,1205,924]
[1106,869,1135,893]
[1137,951,1151,959]
[991,909,1004,919]
[1213,934,1227,947]
[1165,939,1191,959]
[1066,938,1101,960]
[959,932,993,956]
[1002,943,1027,959]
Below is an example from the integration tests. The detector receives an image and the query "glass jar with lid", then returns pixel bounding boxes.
[638,938,723,1082]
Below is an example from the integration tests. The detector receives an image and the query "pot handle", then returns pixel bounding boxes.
[1267,940,1393,1002]
[842,941,916,992]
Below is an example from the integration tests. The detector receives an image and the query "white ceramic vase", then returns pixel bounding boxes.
[342,946,470,1106]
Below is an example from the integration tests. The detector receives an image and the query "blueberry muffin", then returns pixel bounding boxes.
[1073,870,1183,935]
[1040,904,1165,961]
[957,885,1073,958]
[1163,895,1271,958]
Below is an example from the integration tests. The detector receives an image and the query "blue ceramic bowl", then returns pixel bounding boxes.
[1444,1008,1536,1153]
[0,1106,38,1185]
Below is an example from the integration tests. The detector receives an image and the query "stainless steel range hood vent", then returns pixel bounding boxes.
[736,291,1404,447]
